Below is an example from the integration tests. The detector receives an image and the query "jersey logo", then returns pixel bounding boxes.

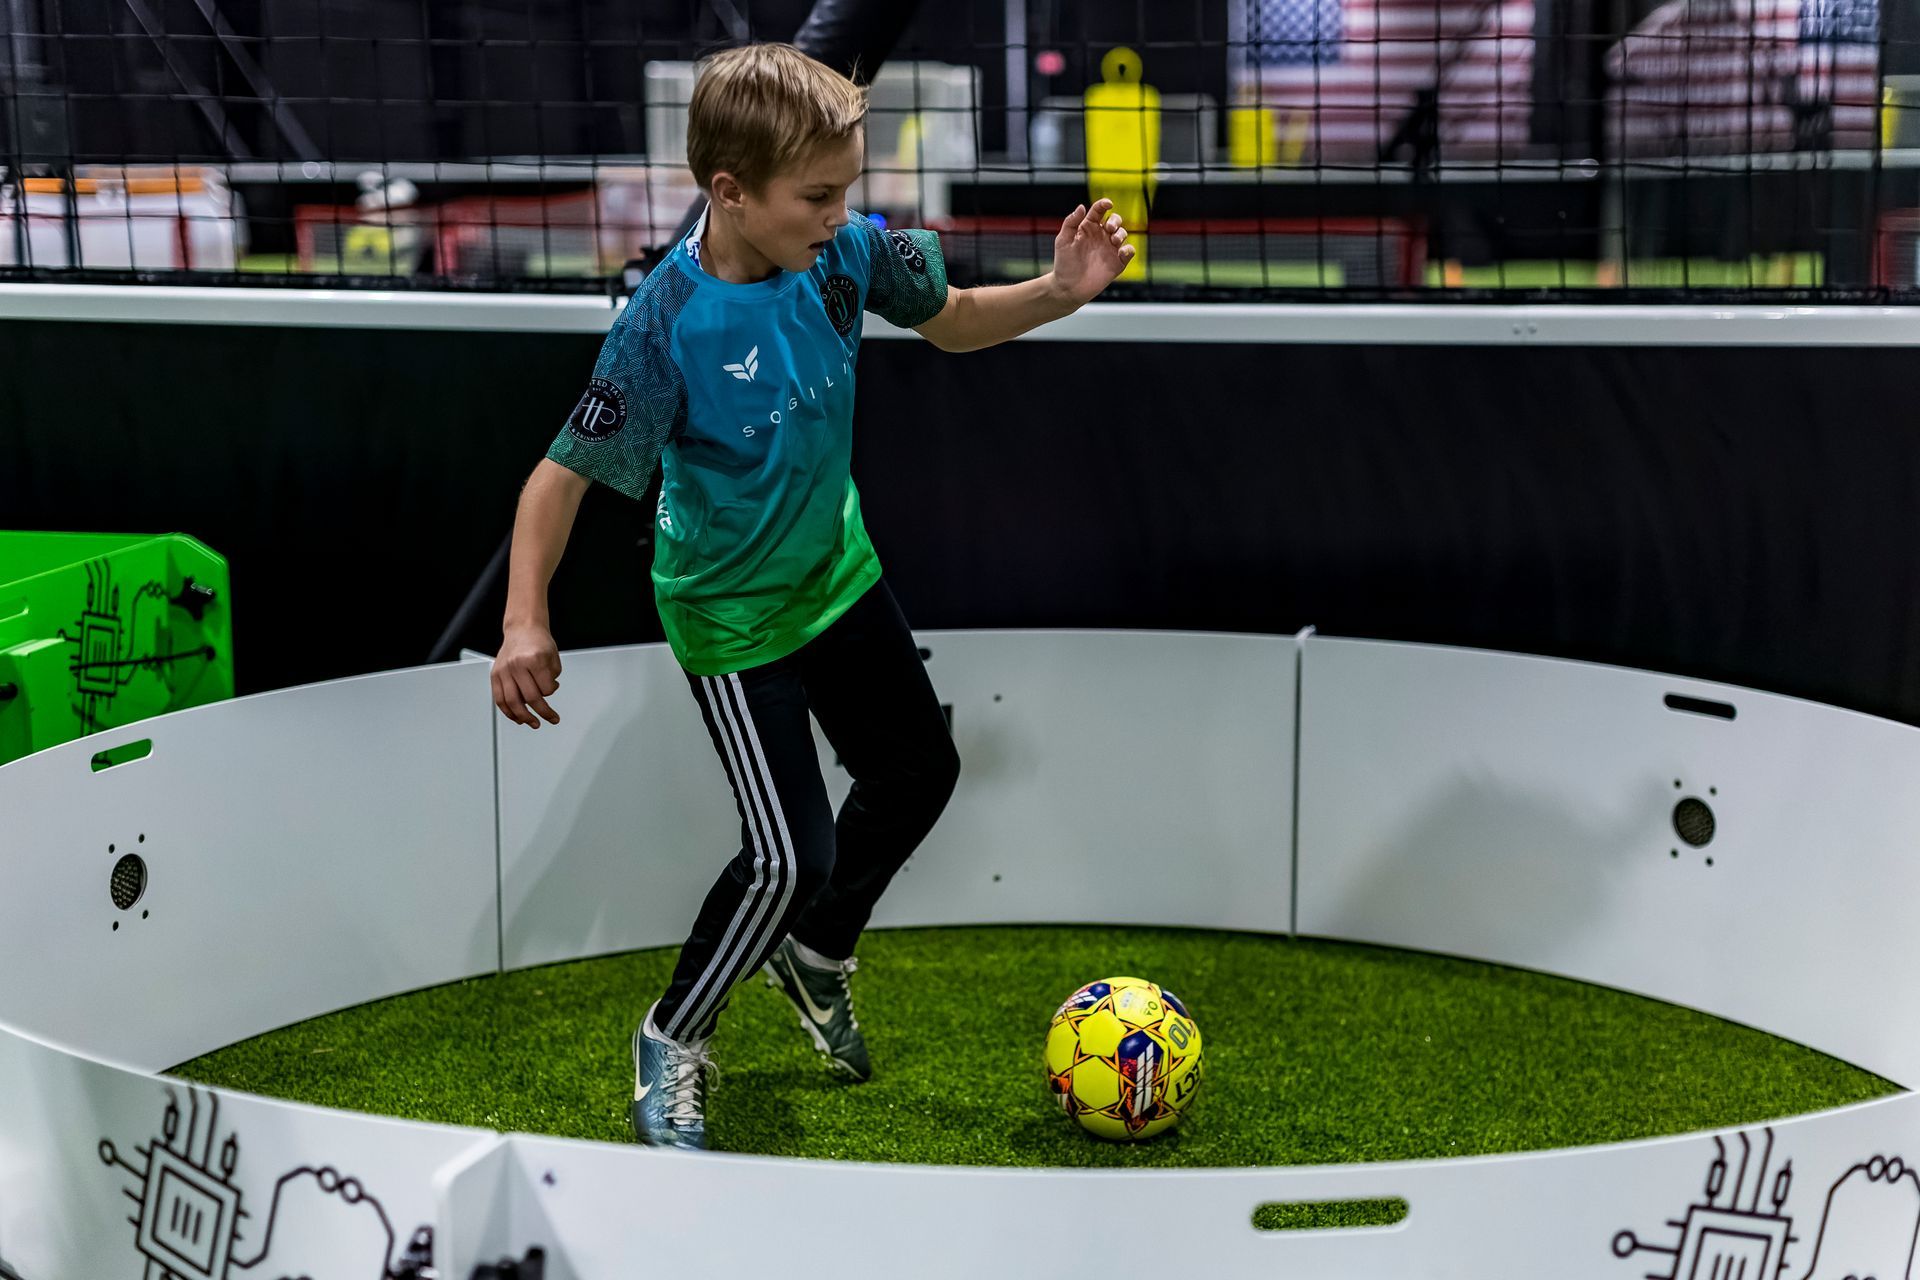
[822,274,858,336]
[566,377,627,442]
[723,346,760,382]
[887,229,928,275]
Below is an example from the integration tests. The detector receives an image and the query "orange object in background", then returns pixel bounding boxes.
[1,165,240,270]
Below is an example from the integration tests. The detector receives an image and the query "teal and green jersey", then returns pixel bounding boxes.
[546,208,948,675]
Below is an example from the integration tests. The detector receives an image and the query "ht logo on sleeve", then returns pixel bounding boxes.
[566,377,627,442]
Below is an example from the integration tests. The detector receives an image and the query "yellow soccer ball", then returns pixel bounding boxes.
[1044,975,1203,1140]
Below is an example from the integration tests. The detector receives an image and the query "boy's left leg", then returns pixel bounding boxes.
[760,578,959,1078]
[786,577,961,959]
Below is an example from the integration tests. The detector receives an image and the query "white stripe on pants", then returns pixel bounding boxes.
[663,672,800,1043]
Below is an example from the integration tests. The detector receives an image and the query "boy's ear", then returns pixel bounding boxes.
[708,172,748,211]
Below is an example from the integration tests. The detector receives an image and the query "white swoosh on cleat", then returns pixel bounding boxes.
[791,976,837,1026]
[635,1081,653,1103]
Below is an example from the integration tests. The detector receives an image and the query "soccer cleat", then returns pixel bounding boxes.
[763,936,872,1082]
[631,1001,717,1150]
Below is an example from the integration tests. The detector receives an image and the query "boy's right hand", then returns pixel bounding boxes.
[493,625,564,728]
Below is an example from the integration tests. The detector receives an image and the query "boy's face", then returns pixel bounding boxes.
[728,130,863,273]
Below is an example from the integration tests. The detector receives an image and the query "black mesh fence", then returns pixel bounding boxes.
[3,0,1917,300]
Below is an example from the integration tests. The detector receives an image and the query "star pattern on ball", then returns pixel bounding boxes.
[1044,978,1204,1140]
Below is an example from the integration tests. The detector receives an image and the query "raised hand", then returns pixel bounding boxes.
[1051,197,1135,306]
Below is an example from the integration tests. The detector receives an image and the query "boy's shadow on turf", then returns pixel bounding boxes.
[999,1100,1197,1166]
[713,1058,878,1153]
[712,1065,810,1150]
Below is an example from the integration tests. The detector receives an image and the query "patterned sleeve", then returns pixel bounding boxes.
[855,213,950,329]
[545,301,685,504]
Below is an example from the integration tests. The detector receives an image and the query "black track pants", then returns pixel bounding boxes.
[652,578,961,1045]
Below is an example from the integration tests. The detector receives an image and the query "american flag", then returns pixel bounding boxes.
[1604,0,1881,155]
[1235,0,1536,159]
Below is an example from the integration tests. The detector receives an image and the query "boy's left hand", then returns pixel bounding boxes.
[1050,198,1135,307]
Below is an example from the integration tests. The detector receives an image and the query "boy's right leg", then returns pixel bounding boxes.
[651,655,838,1047]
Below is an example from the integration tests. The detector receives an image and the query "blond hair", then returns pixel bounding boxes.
[688,43,869,195]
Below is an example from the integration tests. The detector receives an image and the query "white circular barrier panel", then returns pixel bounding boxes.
[1,630,1915,1279]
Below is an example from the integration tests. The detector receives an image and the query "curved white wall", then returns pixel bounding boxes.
[0,659,499,1073]
[2,630,1917,1280]
[497,631,1297,970]
[1297,636,1920,1084]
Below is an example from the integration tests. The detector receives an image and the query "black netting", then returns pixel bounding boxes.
[2,0,1913,300]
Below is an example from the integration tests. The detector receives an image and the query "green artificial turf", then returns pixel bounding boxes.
[169,925,1899,1178]
[991,257,1348,286]
[984,253,1824,290]
[1423,253,1825,288]
[238,253,300,273]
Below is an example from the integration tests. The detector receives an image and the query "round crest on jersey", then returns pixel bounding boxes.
[886,229,928,275]
[822,274,859,336]
[566,377,627,442]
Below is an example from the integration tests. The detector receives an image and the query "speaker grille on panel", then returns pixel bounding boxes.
[1673,799,1716,848]
[110,853,146,910]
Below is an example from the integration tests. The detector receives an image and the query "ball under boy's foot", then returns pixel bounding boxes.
[763,936,872,1082]
[631,1001,716,1150]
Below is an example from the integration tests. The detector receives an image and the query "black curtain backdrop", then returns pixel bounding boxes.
[3,318,1916,727]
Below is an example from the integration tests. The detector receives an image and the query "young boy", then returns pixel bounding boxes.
[490,41,1134,1151]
